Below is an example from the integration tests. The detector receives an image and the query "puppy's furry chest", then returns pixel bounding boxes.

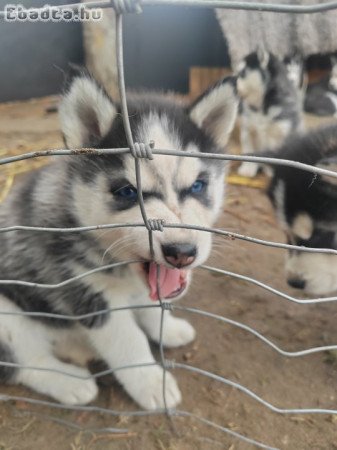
[241,106,292,151]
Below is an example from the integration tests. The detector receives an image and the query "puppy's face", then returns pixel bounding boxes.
[236,50,270,109]
[59,74,238,300]
[284,212,337,295]
[269,178,337,296]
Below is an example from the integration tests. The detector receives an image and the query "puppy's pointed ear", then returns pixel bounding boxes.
[330,55,337,68]
[59,71,117,148]
[189,76,239,149]
[257,46,269,69]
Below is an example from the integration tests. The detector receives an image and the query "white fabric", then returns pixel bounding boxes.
[216,0,337,67]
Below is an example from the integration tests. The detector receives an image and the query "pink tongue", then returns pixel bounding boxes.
[148,262,184,301]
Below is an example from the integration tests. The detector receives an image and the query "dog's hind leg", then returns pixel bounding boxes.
[0,295,98,405]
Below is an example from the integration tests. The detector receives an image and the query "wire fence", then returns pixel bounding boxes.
[1,1,337,449]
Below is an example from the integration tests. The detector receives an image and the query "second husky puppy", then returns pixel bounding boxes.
[267,124,337,296]
[283,53,307,94]
[0,73,238,409]
[237,50,303,177]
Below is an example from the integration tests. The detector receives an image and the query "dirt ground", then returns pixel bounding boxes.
[1,98,337,450]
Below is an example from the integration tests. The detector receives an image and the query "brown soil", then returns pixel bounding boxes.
[1,97,337,450]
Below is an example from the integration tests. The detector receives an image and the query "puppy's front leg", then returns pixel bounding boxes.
[130,296,196,348]
[238,110,259,177]
[86,308,181,410]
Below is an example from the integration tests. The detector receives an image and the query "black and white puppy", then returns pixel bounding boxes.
[283,53,307,93]
[0,73,238,409]
[304,56,337,117]
[267,124,337,295]
[236,49,304,177]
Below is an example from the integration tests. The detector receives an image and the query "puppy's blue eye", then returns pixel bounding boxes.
[115,186,138,200]
[190,180,206,194]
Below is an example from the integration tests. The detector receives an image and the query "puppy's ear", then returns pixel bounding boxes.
[59,70,117,148]
[256,46,269,69]
[189,76,239,149]
[330,55,337,69]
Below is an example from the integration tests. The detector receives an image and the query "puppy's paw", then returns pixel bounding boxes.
[44,367,98,405]
[238,162,258,178]
[55,378,98,406]
[128,367,181,410]
[162,317,196,348]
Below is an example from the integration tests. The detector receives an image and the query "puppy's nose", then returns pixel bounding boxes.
[287,278,306,290]
[162,243,197,268]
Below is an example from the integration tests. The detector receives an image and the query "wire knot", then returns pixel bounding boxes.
[161,301,173,311]
[131,141,154,160]
[110,0,142,14]
[163,359,176,370]
[147,219,165,232]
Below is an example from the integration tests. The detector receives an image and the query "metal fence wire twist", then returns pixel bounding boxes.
[2,2,337,449]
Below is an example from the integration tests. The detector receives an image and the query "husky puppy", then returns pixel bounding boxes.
[236,50,303,177]
[283,53,307,93]
[304,56,337,117]
[0,73,238,409]
[267,124,337,296]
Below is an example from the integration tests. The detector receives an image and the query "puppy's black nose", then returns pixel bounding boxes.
[287,278,306,290]
[161,243,197,268]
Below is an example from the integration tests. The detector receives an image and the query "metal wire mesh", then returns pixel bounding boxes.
[1,1,337,449]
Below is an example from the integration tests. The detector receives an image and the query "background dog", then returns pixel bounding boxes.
[236,49,304,177]
[283,53,307,94]
[267,124,337,296]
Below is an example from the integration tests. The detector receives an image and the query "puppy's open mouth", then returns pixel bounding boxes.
[141,262,188,301]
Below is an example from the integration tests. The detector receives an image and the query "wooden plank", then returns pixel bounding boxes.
[189,67,232,100]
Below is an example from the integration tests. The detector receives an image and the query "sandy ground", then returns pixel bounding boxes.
[1,98,337,449]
